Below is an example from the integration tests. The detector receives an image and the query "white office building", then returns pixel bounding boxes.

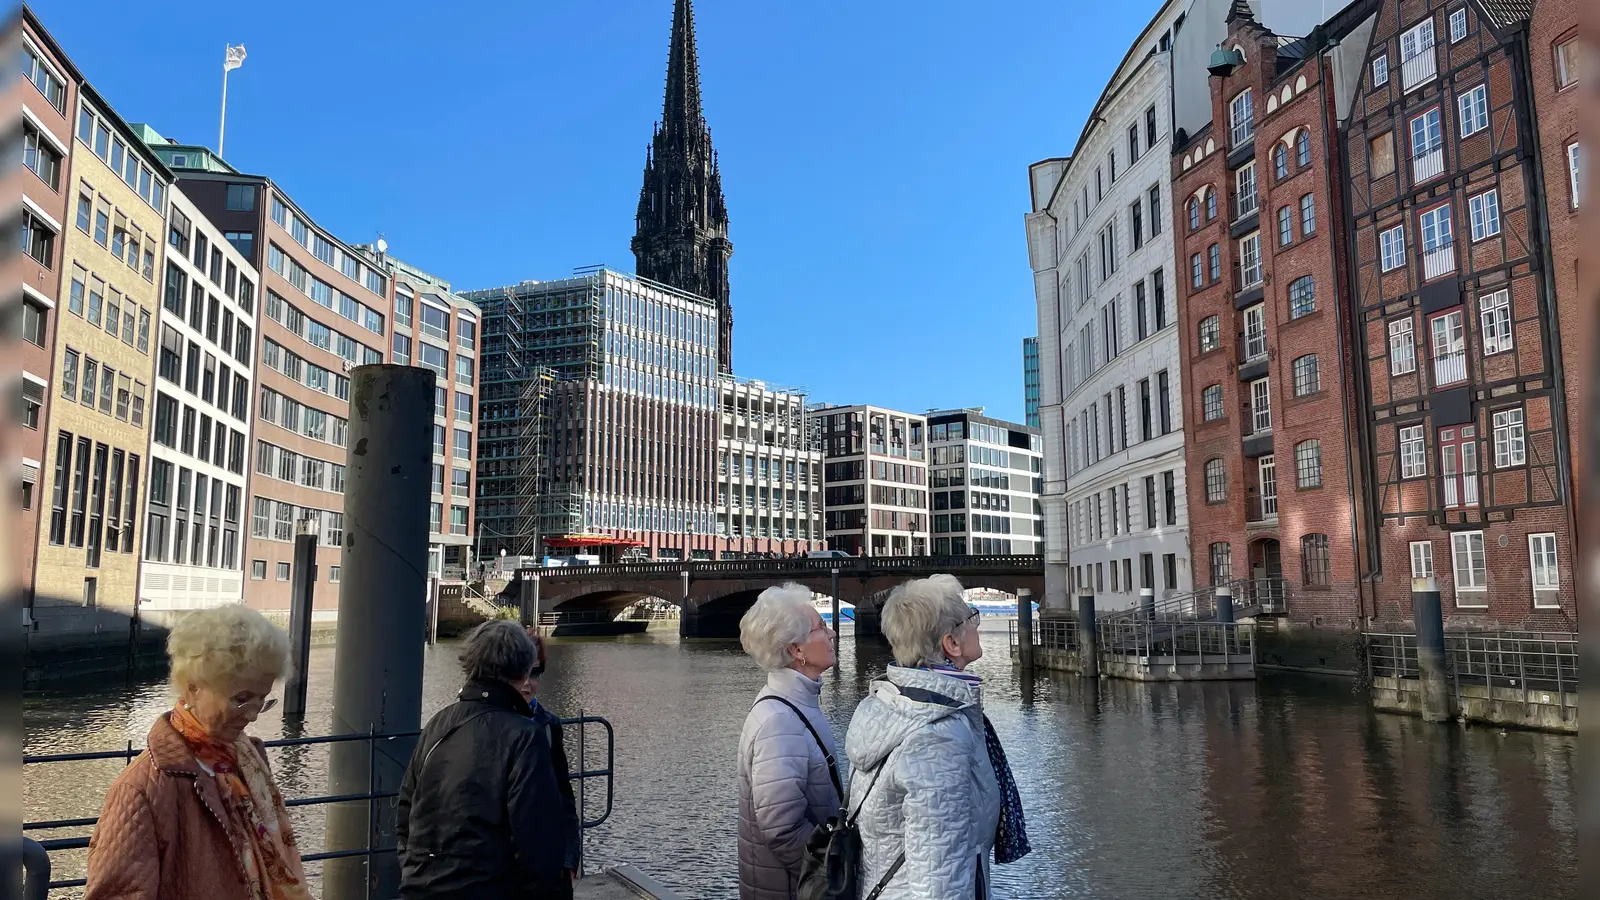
[715,376,825,556]
[1025,1,1193,610]
[926,409,1042,556]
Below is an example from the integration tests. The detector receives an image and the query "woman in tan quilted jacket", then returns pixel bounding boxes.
[85,605,312,900]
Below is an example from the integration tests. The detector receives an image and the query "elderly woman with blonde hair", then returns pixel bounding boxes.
[736,582,839,900]
[843,574,1030,900]
[86,604,310,900]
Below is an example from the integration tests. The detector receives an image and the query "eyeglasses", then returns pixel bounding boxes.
[229,694,278,714]
[965,606,981,624]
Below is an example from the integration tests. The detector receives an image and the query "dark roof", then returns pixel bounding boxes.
[1277,37,1309,65]
[1470,0,1532,29]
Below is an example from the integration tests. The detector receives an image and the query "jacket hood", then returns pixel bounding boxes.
[845,666,981,772]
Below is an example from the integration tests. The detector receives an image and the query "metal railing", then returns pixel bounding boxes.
[1366,631,1577,719]
[23,717,615,897]
[1412,147,1444,183]
[1401,46,1437,91]
[1098,577,1289,625]
[522,554,1043,579]
[1007,618,1079,653]
[1422,243,1457,279]
[1098,618,1255,663]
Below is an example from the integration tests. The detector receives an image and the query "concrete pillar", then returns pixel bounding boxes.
[1016,588,1035,670]
[1411,576,1455,723]
[854,605,882,638]
[283,525,319,718]
[1216,585,1235,624]
[1139,586,1155,622]
[1077,591,1099,679]
[323,365,433,900]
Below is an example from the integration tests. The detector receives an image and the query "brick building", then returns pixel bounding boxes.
[1170,2,1368,628]
[1340,0,1576,626]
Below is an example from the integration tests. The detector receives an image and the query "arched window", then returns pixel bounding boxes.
[1205,189,1218,220]
[1188,196,1201,230]
[1274,143,1289,179]
[1204,458,1227,502]
[1199,315,1221,353]
[1301,533,1331,586]
[1296,129,1312,167]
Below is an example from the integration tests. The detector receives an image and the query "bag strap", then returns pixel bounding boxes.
[863,855,905,900]
[755,695,842,802]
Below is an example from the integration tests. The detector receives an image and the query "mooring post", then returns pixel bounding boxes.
[830,567,841,669]
[1077,591,1099,678]
[283,521,320,717]
[1411,576,1455,723]
[1216,584,1236,624]
[1016,588,1036,670]
[323,365,433,900]
[1139,586,1155,622]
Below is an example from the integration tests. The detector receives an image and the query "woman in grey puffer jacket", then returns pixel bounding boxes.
[736,584,840,900]
[845,575,1026,900]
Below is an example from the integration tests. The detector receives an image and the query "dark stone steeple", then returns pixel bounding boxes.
[632,0,734,373]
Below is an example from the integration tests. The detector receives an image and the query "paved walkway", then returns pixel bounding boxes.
[575,864,684,900]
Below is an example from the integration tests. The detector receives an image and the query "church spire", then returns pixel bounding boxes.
[633,0,735,374]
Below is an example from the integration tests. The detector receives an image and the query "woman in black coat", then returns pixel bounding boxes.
[397,621,580,900]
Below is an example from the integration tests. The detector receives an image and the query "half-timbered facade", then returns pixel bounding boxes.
[1341,0,1576,626]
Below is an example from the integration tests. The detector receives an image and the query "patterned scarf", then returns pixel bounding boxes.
[168,706,313,900]
[922,665,1031,864]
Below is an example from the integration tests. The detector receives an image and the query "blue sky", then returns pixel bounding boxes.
[36,0,1157,423]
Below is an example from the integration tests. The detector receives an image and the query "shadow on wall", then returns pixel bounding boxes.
[24,593,169,688]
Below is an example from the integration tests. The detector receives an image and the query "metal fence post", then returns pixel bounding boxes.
[1017,588,1035,671]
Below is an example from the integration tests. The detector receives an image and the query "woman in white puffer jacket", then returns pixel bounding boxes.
[844,575,1029,900]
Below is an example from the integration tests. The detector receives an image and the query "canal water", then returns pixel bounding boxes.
[25,626,1577,899]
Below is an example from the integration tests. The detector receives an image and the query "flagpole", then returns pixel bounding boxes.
[219,57,230,156]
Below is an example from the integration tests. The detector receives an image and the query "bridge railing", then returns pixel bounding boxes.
[520,554,1044,579]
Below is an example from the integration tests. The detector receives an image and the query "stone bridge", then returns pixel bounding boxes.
[512,556,1045,638]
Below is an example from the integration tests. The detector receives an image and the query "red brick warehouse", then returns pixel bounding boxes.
[1170,1,1368,630]
[1340,0,1577,627]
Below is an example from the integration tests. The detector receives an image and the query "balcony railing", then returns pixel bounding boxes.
[1245,494,1278,523]
[1401,47,1437,91]
[1412,147,1444,183]
[1237,330,1268,363]
[1433,348,1467,386]
[1422,243,1456,279]
[1442,471,1480,507]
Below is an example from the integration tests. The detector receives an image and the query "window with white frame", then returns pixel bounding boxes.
[1430,308,1467,386]
[1553,36,1579,90]
[1458,84,1488,137]
[1449,8,1467,42]
[1479,289,1512,355]
[1410,107,1443,159]
[1243,304,1267,360]
[1259,455,1278,515]
[1390,317,1418,375]
[1240,232,1263,286]
[1419,204,1454,272]
[1380,225,1406,271]
[1399,424,1426,478]
[1230,89,1254,146]
[1492,407,1525,467]
[1249,377,1272,434]
[1372,54,1389,86]
[1451,530,1487,597]
[1468,189,1500,240]
[1440,425,1479,507]
[1410,541,1434,579]
[1237,162,1258,217]
[1202,384,1224,421]
[1529,533,1559,604]
[1569,142,1582,208]
[1402,20,1436,65]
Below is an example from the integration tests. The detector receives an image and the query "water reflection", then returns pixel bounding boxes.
[24,629,1576,899]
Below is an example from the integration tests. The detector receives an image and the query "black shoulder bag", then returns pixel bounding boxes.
[755,696,904,900]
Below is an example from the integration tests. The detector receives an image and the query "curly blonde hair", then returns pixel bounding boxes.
[168,605,291,693]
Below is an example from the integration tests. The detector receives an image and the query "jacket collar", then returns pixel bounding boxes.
[765,666,823,708]
[146,711,203,776]
[460,678,533,716]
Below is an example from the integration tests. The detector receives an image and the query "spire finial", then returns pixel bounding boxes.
[662,0,703,138]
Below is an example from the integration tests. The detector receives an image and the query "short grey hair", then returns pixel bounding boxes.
[168,604,290,693]
[739,583,816,671]
[882,574,971,667]
[460,620,537,684]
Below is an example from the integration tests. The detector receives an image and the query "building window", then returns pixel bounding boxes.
[450,505,469,536]
[1458,84,1488,137]
[1479,289,1512,355]
[1388,318,1417,375]
[393,332,411,365]
[224,183,255,211]
[1429,309,1467,386]
[1274,143,1289,180]
[1492,407,1525,468]
[1243,304,1267,361]
[1409,541,1433,579]
[1236,162,1258,218]
[1300,193,1315,235]
[1202,385,1224,422]
[1277,206,1293,246]
[1204,458,1226,502]
[1208,243,1221,282]
[1569,142,1583,208]
[1198,315,1220,353]
[23,124,62,190]
[1451,531,1487,599]
[329,565,341,584]
[1468,189,1500,240]
[1300,534,1331,587]
[1258,455,1278,515]
[276,561,291,581]
[1419,203,1454,278]
[1380,224,1406,271]
[1295,130,1310,168]
[1229,88,1254,146]
[453,428,472,461]
[1292,354,1320,396]
[1209,542,1232,586]
[1239,232,1262,287]
[1529,533,1559,605]
[1401,19,1438,90]
[455,355,474,386]
[1439,426,1479,507]
[21,212,54,268]
[250,559,266,579]
[1295,440,1323,488]
[1149,185,1162,236]
[1288,275,1315,319]
[1399,425,1427,478]
[1187,197,1201,231]
[1553,36,1580,89]
[1190,252,1204,288]
[1249,377,1272,434]
[1449,7,1468,42]
[1372,54,1389,86]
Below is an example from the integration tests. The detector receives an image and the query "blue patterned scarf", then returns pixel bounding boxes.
[922,665,1031,864]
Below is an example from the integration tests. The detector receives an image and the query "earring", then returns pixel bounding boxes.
[182,702,193,710]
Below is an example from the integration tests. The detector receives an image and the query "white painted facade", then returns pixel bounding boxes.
[1026,1,1192,611]
[140,185,259,618]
